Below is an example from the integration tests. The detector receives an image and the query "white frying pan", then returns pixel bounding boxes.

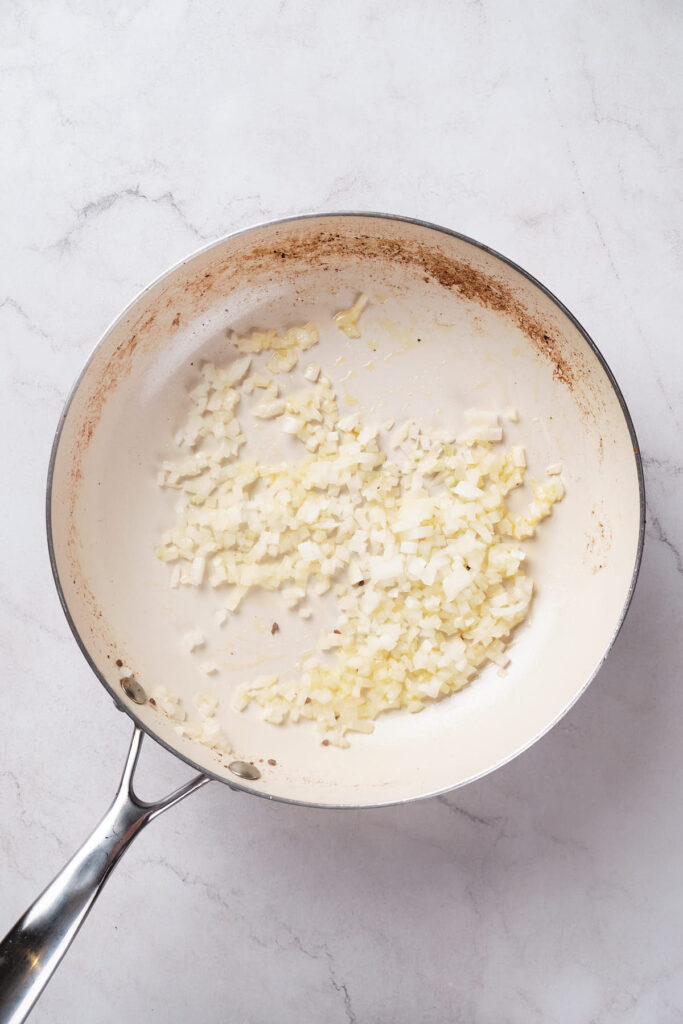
[0,213,644,1023]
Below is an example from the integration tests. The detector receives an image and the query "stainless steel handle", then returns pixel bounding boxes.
[0,725,209,1024]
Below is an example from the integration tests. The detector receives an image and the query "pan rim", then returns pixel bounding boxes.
[45,210,646,810]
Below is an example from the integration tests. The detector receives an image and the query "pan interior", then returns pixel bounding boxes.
[49,215,642,806]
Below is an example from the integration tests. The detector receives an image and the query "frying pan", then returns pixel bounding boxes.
[0,213,644,1022]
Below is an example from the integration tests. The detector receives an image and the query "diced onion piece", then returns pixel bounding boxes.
[225,356,252,385]
[183,631,205,653]
[254,400,285,419]
[333,293,368,338]
[267,349,298,374]
[194,692,219,716]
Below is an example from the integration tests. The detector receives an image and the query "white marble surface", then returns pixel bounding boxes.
[1,1,682,1021]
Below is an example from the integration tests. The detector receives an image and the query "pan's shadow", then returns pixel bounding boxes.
[167,528,672,879]
[133,526,679,1017]
[224,528,667,839]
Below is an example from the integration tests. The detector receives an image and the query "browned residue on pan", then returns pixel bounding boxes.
[63,223,603,642]
[67,313,155,508]
[231,231,588,393]
[63,308,162,649]
[72,226,596,464]
[415,246,578,389]
[585,507,613,574]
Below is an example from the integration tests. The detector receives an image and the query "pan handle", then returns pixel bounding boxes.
[0,724,209,1024]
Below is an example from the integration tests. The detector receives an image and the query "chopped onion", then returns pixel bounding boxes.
[333,293,368,339]
[156,314,565,748]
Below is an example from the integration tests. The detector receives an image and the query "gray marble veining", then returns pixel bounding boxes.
[1,1,682,1021]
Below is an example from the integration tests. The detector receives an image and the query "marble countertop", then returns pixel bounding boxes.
[2,2,682,1021]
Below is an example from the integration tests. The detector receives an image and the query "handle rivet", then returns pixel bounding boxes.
[228,761,261,781]
[120,677,147,705]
